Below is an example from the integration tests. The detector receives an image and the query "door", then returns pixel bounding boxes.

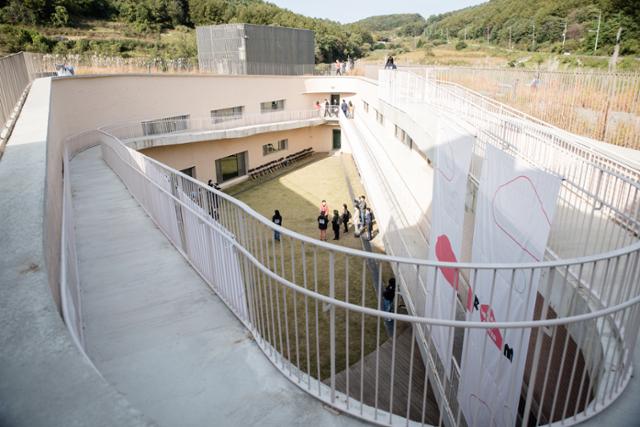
[330,94,340,116]
[332,129,341,150]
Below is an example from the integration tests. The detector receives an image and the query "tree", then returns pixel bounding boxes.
[50,5,70,27]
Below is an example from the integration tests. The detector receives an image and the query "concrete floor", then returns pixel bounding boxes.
[71,146,367,427]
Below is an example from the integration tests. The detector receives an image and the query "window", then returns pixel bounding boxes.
[260,99,285,113]
[263,139,288,156]
[180,166,195,178]
[394,125,403,140]
[375,109,384,125]
[363,101,369,113]
[404,133,414,150]
[211,106,244,124]
[215,151,247,183]
[141,114,189,136]
[394,124,414,150]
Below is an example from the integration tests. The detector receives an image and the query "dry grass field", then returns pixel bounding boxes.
[228,153,398,380]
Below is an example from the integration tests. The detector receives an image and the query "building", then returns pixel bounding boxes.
[196,24,315,75]
[1,52,640,427]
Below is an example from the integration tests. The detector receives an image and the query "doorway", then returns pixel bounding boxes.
[332,129,341,150]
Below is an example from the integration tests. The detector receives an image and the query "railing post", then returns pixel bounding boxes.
[329,251,336,404]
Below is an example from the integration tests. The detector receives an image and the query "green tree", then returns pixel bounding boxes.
[50,5,70,27]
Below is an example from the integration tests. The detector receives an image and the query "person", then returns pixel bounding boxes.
[341,203,351,233]
[272,210,282,241]
[384,55,395,70]
[331,98,339,117]
[320,200,329,216]
[331,209,341,240]
[335,59,342,76]
[341,99,348,117]
[323,99,330,118]
[382,278,396,320]
[365,207,374,240]
[341,61,346,75]
[317,212,329,241]
[358,195,367,226]
[348,101,355,119]
[207,179,214,187]
[314,100,321,115]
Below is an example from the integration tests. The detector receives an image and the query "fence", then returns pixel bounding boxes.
[0,52,50,154]
[431,67,640,150]
[92,87,640,425]
[29,53,340,76]
[106,109,325,148]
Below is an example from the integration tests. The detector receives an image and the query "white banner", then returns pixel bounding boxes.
[425,121,474,375]
[458,145,561,427]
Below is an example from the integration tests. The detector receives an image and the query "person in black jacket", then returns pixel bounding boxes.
[382,277,396,320]
[317,212,329,241]
[272,210,282,241]
[331,209,342,240]
[341,203,351,233]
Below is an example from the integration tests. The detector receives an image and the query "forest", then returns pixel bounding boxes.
[0,0,374,62]
[423,0,639,55]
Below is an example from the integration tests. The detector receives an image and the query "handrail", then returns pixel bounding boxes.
[57,74,640,427]
[96,128,640,427]
[86,135,640,329]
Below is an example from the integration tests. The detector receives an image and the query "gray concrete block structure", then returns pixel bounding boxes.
[196,24,315,75]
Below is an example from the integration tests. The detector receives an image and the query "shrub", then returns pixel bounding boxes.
[455,40,467,50]
[50,5,69,28]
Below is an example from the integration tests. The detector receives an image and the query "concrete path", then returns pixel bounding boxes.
[71,146,367,427]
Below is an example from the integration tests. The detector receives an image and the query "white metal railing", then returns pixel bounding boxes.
[103,109,327,148]
[0,52,52,154]
[92,98,640,427]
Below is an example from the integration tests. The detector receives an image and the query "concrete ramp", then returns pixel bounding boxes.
[71,146,366,427]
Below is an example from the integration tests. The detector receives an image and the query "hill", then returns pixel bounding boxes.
[353,13,426,34]
[0,0,374,62]
[424,0,639,55]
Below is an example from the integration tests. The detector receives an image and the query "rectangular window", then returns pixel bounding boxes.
[404,133,414,150]
[263,139,288,156]
[141,114,190,136]
[211,106,244,124]
[180,166,195,178]
[375,110,384,125]
[260,99,285,113]
[363,101,369,113]
[394,124,403,140]
[215,151,248,183]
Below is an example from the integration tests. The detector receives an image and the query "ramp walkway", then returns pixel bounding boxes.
[70,145,367,427]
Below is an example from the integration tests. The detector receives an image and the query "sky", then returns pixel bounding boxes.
[266,0,488,24]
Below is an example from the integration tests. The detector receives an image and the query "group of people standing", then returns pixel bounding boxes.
[315,99,355,119]
[315,196,374,242]
[270,196,375,243]
[334,57,355,76]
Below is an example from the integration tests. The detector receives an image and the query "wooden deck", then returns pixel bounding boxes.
[331,326,441,425]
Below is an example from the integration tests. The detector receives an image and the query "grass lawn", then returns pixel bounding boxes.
[227,153,397,380]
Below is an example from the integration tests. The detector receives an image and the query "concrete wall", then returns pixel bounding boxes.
[45,74,357,308]
[141,125,334,183]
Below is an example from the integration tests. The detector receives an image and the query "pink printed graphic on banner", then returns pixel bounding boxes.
[435,235,474,311]
[479,304,503,350]
[492,176,552,262]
